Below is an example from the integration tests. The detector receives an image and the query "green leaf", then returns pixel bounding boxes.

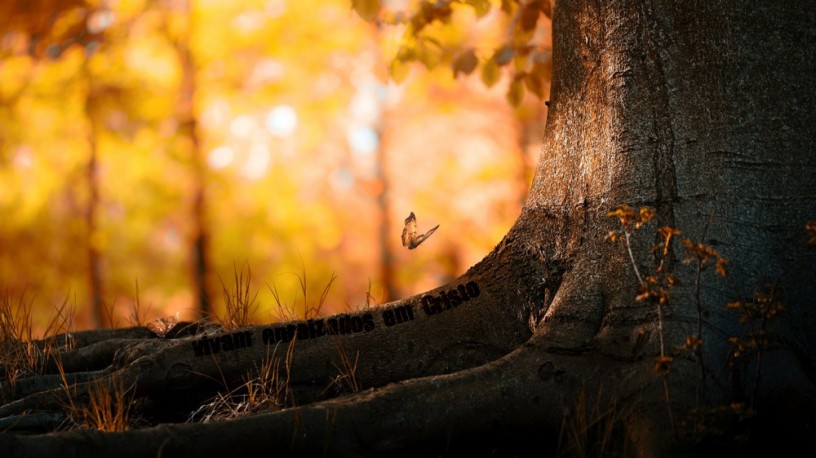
[507,78,525,106]
[465,0,492,18]
[452,48,478,77]
[351,0,381,22]
[481,57,500,87]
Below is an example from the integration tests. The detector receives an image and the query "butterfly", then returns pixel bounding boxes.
[401,211,439,250]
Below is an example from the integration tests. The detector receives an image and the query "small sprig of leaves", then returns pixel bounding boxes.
[607,204,655,285]
[682,239,728,277]
[725,283,786,407]
[351,0,552,107]
[607,204,655,235]
[726,287,786,347]
[607,205,678,379]
[679,402,754,446]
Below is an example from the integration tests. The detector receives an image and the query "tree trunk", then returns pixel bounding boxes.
[83,62,106,329]
[2,1,815,456]
[174,3,215,320]
[374,125,395,302]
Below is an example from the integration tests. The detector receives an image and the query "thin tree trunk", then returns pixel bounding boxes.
[174,1,213,320]
[374,126,395,302]
[83,62,105,329]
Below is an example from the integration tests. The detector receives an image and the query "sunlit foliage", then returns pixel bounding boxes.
[352,0,552,106]
[0,0,548,332]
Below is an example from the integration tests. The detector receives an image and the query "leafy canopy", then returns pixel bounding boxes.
[352,0,551,106]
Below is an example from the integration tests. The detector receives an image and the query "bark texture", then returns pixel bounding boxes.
[2,1,815,456]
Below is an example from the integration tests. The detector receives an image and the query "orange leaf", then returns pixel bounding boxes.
[351,0,381,22]
[480,57,500,87]
[524,73,543,98]
[520,1,540,31]
[389,58,411,83]
[493,44,515,65]
[464,0,492,18]
[507,78,524,107]
[452,49,478,77]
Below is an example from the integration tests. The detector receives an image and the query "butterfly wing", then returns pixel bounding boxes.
[402,212,417,248]
[414,224,440,248]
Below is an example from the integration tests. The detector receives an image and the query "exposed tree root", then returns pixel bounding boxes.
[0,337,663,457]
[0,239,555,426]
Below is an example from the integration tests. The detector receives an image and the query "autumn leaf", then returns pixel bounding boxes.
[608,204,635,226]
[507,78,524,107]
[726,301,743,310]
[653,355,673,375]
[520,1,540,31]
[635,207,654,228]
[452,48,478,77]
[715,258,728,276]
[464,0,492,18]
[524,73,543,98]
[351,0,381,22]
[493,44,515,65]
[389,57,411,83]
[530,59,551,83]
[481,57,500,87]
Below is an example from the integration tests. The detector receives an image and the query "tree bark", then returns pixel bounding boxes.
[2,1,815,456]
[83,62,106,329]
[174,1,215,320]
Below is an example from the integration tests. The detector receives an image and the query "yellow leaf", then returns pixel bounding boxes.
[389,58,411,83]
[520,2,540,31]
[524,73,543,98]
[352,0,381,22]
[493,44,515,65]
[417,45,440,69]
[465,0,492,18]
[513,52,527,72]
[531,59,552,83]
[507,78,524,107]
[481,57,500,87]
[715,258,728,276]
[636,207,655,226]
[653,355,673,374]
[726,301,743,310]
[452,49,478,77]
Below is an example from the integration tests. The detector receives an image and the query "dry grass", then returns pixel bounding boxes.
[80,376,136,431]
[329,340,361,395]
[188,338,296,423]
[268,267,338,322]
[0,293,74,389]
[214,262,337,327]
[125,279,153,327]
[557,386,631,458]
[55,357,135,431]
[216,264,260,330]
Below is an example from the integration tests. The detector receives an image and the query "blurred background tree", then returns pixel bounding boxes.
[0,0,550,333]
